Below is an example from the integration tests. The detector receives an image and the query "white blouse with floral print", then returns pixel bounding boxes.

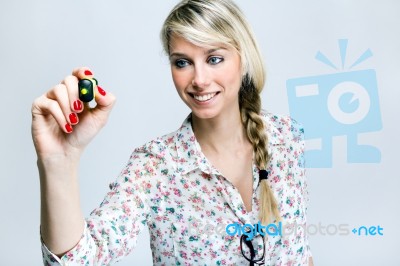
[41,111,312,265]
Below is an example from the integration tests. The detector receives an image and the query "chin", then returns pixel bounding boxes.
[191,108,219,120]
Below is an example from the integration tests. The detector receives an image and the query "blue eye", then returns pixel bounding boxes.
[208,56,223,65]
[175,59,190,68]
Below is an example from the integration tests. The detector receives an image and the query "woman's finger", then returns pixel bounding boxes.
[93,85,116,113]
[33,95,73,133]
[72,67,94,80]
[46,84,79,127]
[61,75,84,114]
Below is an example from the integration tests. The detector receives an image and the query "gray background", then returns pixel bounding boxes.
[1,0,399,265]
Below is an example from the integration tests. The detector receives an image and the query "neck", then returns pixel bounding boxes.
[192,107,251,154]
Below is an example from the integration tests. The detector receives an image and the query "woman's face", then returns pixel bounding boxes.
[169,34,242,120]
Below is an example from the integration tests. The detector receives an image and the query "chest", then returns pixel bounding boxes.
[202,148,254,212]
[144,162,307,265]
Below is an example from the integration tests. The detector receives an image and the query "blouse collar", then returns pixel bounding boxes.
[174,112,285,175]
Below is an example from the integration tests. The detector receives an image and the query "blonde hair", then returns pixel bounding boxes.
[161,0,281,225]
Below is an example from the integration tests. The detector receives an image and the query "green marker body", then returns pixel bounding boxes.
[78,79,95,102]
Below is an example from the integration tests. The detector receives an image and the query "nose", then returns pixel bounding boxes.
[192,64,211,89]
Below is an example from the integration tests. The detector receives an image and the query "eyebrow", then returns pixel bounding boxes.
[169,47,226,59]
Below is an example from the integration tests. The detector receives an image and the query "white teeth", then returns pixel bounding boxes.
[193,93,217,102]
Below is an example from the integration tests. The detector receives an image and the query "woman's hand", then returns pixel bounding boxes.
[32,67,116,255]
[31,67,116,161]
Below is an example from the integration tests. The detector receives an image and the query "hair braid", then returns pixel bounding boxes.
[239,76,281,225]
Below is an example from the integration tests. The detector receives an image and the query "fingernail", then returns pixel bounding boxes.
[65,123,73,133]
[73,100,82,111]
[84,70,93,76]
[69,113,78,124]
[98,85,106,96]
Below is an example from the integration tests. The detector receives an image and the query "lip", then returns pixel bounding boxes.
[188,91,220,96]
[188,91,220,105]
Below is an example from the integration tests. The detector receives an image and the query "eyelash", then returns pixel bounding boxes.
[175,59,189,68]
[174,56,224,68]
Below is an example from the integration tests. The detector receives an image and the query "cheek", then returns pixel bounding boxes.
[171,69,188,94]
[220,55,242,90]
[224,65,242,92]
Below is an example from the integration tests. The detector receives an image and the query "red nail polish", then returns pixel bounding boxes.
[69,113,78,124]
[98,86,106,96]
[73,100,83,111]
[65,123,73,133]
[84,70,93,76]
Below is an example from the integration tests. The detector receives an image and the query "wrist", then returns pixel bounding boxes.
[37,153,80,180]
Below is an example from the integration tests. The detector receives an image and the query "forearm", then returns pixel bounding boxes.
[38,155,84,257]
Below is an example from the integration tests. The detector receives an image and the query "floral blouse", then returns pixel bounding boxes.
[41,111,312,265]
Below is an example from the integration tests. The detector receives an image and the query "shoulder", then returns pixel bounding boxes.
[133,114,193,159]
[261,110,305,145]
[117,130,179,183]
[133,130,178,160]
[261,110,306,169]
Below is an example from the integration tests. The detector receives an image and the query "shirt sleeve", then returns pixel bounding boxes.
[302,161,313,259]
[41,149,155,265]
[290,116,313,259]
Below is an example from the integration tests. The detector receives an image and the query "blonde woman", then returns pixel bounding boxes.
[32,0,313,265]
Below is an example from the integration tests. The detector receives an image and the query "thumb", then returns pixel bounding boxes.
[93,85,116,113]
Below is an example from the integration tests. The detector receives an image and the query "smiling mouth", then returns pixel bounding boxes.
[189,92,220,102]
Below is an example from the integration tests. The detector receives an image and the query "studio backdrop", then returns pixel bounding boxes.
[0,0,399,265]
